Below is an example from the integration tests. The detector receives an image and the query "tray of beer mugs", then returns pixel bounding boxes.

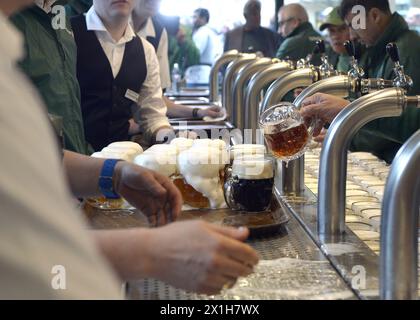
[133,138,289,237]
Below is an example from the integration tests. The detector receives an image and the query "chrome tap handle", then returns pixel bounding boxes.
[386,42,413,91]
[386,42,400,63]
[345,41,365,82]
[344,40,354,57]
[316,39,326,55]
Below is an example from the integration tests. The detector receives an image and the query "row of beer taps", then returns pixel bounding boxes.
[208,41,420,300]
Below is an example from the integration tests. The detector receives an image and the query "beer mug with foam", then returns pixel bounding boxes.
[259,102,314,162]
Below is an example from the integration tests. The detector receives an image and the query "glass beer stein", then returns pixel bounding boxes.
[224,157,274,212]
[259,102,314,162]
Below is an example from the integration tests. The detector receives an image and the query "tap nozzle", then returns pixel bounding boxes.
[315,39,336,79]
[344,40,365,80]
[386,42,413,91]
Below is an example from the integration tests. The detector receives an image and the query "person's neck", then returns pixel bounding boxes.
[132,10,149,33]
[244,23,258,31]
[100,15,129,42]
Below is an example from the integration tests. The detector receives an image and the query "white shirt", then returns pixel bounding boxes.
[0,12,121,299]
[192,24,222,65]
[136,18,171,90]
[86,7,170,142]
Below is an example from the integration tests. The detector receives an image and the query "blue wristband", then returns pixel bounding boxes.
[99,159,121,199]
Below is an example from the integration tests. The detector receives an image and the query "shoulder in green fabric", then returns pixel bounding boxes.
[350,13,420,163]
[276,22,323,64]
[65,0,92,17]
[10,6,91,155]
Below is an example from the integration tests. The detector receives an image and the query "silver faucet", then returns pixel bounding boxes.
[209,50,241,103]
[380,129,420,300]
[232,58,280,130]
[223,54,259,122]
[318,42,415,237]
[243,61,294,143]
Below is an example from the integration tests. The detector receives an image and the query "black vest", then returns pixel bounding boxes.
[146,17,164,53]
[71,15,147,151]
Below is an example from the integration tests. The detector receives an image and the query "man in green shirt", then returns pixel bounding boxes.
[320,7,351,73]
[301,0,420,163]
[276,3,323,63]
[11,1,91,154]
[66,0,92,17]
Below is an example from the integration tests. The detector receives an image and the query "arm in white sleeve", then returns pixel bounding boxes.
[134,38,172,144]
[157,29,171,90]
[192,28,208,56]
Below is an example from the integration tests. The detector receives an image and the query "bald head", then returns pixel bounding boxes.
[278,3,309,37]
[244,0,261,29]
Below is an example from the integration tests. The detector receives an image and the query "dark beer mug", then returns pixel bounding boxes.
[224,157,274,212]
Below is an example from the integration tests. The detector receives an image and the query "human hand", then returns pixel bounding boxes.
[300,93,350,136]
[198,105,225,119]
[314,128,328,144]
[113,162,182,226]
[147,221,259,294]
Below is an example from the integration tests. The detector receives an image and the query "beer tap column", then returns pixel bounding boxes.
[209,50,241,103]
[380,129,420,300]
[222,54,258,121]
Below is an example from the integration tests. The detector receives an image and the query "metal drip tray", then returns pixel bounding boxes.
[127,208,356,300]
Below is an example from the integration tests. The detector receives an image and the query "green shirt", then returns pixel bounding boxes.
[168,37,201,76]
[276,22,323,65]
[65,0,92,17]
[350,13,420,163]
[10,5,90,154]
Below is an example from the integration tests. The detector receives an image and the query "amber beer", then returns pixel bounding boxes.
[263,120,309,159]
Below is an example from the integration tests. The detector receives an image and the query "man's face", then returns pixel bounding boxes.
[192,12,204,29]
[344,10,381,47]
[137,0,161,18]
[94,0,135,20]
[277,9,299,37]
[245,11,261,29]
[327,24,350,54]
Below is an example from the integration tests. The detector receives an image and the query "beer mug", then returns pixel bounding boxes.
[224,157,274,212]
[259,102,314,162]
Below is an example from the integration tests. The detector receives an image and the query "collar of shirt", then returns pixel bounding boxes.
[0,11,23,64]
[86,6,136,45]
[34,0,57,13]
[135,17,155,39]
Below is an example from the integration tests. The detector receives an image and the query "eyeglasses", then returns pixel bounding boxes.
[278,17,296,28]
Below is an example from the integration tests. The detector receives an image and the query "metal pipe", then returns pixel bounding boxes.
[380,129,420,300]
[209,50,240,103]
[318,88,406,237]
[244,62,294,143]
[223,54,258,121]
[232,58,276,130]
[261,68,318,113]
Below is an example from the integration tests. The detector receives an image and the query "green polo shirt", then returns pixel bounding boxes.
[276,22,323,64]
[350,13,420,163]
[10,4,91,155]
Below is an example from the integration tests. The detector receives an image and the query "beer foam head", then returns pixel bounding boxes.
[170,137,194,153]
[192,139,227,151]
[178,147,228,177]
[134,153,177,177]
[145,144,178,156]
[230,144,266,160]
[91,151,131,162]
[178,147,228,209]
[107,141,143,153]
[232,157,274,180]
[102,147,141,162]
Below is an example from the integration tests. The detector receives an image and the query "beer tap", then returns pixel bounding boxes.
[209,50,241,103]
[387,42,413,92]
[317,40,336,79]
[222,53,259,121]
[243,60,294,143]
[231,58,280,130]
[380,129,420,300]
[317,43,417,238]
[344,40,365,82]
